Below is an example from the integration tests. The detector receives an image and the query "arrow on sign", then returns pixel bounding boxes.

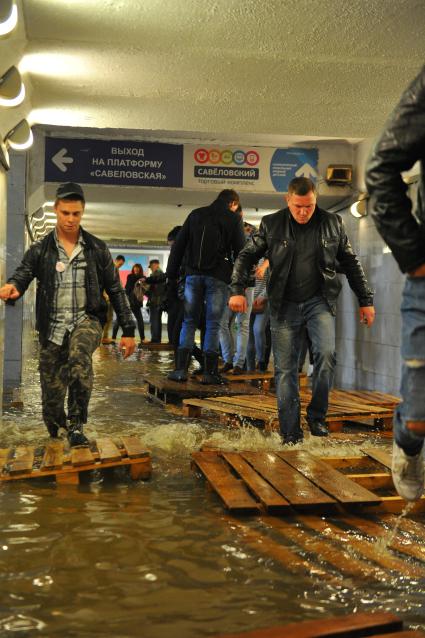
[52,148,74,173]
[295,163,317,179]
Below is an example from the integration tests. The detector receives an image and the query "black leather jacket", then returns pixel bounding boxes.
[8,228,135,344]
[366,64,425,274]
[230,207,373,316]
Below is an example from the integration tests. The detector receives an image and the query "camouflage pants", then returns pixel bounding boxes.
[39,317,102,436]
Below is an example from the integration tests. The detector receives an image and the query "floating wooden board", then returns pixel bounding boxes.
[278,450,380,505]
[183,388,395,432]
[361,447,392,470]
[192,451,261,512]
[141,373,262,405]
[215,611,406,638]
[0,437,151,484]
[192,448,425,515]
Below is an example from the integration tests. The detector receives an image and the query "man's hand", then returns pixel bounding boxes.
[120,337,136,359]
[408,263,425,277]
[252,296,267,312]
[359,306,376,327]
[255,259,269,280]
[229,295,247,313]
[0,283,20,301]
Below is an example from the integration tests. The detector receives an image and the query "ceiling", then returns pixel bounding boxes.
[2,0,425,242]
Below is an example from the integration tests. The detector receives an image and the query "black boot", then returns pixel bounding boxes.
[191,345,204,376]
[168,348,191,382]
[201,351,228,385]
[67,418,89,447]
[307,419,329,437]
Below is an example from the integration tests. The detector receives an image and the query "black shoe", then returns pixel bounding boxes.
[232,366,244,376]
[168,348,191,382]
[220,362,233,373]
[68,429,90,447]
[307,419,329,437]
[282,431,304,445]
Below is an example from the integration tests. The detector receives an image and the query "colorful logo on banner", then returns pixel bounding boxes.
[269,148,318,192]
[193,147,260,181]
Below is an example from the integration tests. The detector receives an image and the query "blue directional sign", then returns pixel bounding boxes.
[45,138,183,188]
[270,147,318,192]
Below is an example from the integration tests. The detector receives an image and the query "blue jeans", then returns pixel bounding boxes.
[247,308,270,371]
[271,296,336,440]
[179,275,228,354]
[394,277,425,455]
[220,287,254,367]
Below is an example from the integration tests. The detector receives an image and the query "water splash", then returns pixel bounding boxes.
[375,502,415,554]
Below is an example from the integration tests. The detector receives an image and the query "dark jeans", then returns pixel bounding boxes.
[394,277,425,455]
[271,296,336,440]
[168,297,184,346]
[179,275,228,354]
[130,301,145,342]
[246,309,269,371]
[149,305,163,342]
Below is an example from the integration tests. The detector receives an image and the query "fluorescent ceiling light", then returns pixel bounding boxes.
[0,66,25,107]
[5,119,33,150]
[20,52,90,78]
[0,1,18,37]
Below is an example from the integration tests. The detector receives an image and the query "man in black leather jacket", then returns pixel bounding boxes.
[366,65,425,501]
[0,182,136,446]
[229,177,375,444]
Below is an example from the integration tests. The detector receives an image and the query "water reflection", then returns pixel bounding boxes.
[0,340,424,636]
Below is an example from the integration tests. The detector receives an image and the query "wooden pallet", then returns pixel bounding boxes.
[138,373,262,405]
[192,446,425,514]
[183,389,396,432]
[0,436,151,485]
[215,611,422,638]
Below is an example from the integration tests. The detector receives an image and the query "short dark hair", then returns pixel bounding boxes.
[287,177,316,196]
[167,226,182,242]
[216,189,240,206]
[149,259,160,266]
[116,255,125,262]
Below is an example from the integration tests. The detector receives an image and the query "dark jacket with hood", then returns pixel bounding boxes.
[166,198,246,284]
[230,206,373,316]
[366,64,425,274]
[8,228,135,345]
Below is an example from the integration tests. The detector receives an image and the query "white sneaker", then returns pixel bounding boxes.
[392,440,424,502]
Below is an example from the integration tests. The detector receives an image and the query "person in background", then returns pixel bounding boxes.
[246,257,270,372]
[166,226,184,346]
[0,182,135,446]
[366,64,425,502]
[102,254,125,344]
[166,189,245,384]
[229,176,375,444]
[125,263,146,346]
[146,259,167,343]
[219,217,255,375]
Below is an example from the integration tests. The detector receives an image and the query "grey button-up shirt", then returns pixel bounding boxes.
[47,231,88,345]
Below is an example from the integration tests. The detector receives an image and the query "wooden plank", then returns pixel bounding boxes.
[362,447,393,471]
[183,397,269,422]
[120,436,149,459]
[346,473,393,491]
[0,448,10,472]
[192,451,261,512]
[278,451,380,505]
[241,451,335,507]
[221,452,290,510]
[41,441,64,470]
[9,446,35,475]
[96,438,122,463]
[215,611,403,638]
[70,447,95,467]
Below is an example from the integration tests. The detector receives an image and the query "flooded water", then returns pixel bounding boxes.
[1,338,425,637]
